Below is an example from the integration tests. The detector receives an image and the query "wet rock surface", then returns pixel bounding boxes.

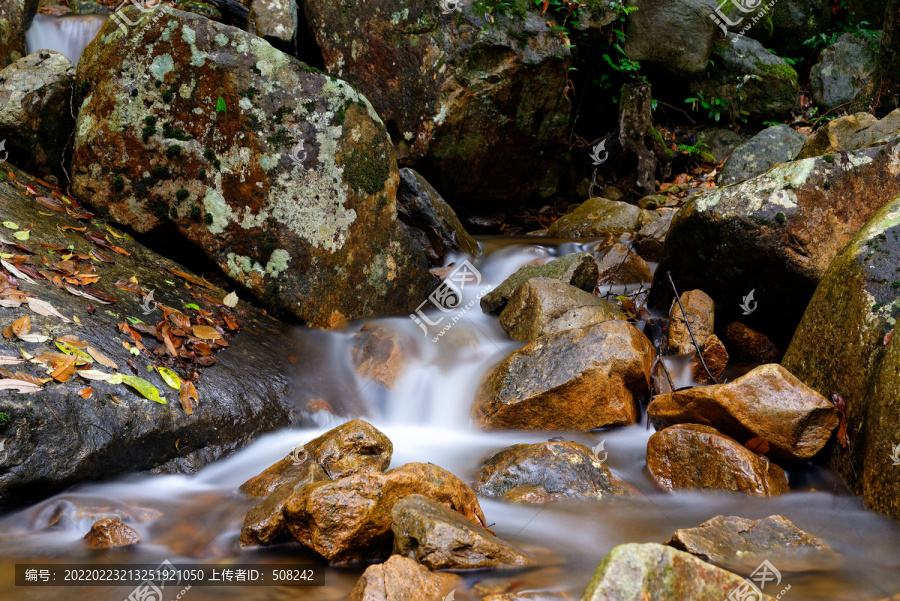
[546,198,655,239]
[472,321,653,430]
[391,494,531,570]
[473,441,631,502]
[648,364,838,461]
[0,164,293,513]
[348,554,461,601]
[83,517,141,549]
[646,424,790,496]
[595,243,652,286]
[724,321,784,363]
[481,253,599,314]
[666,289,714,355]
[352,324,418,388]
[72,6,436,327]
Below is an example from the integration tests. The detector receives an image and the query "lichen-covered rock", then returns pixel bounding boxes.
[624,0,719,77]
[724,321,784,363]
[596,242,652,286]
[647,424,789,495]
[471,321,654,430]
[547,197,656,238]
[391,495,530,570]
[699,127,747,163]
[301,0,572,206]
[481,252,599,314]
[71,6,436,328]
[348,555,461,601]
[690,36,798,122]
[581,543,774,601]
[396,168,480,266]
[247,0,295,52]
[84,518,141,549]
[667,289,714,355]
[666,514,832,565]
[718,125,807,186]
[473,441,631,503]
[649,146,900,336]
[0,0,38,67]
[796,110,900,160]
[283,462,486,564]
[499,277,624,342]
[239,419,393,497]
[0,163,293,513]
[0,50,74,180]
[810,33,878,111]
[782,195,900,519]
[649,364,837,461]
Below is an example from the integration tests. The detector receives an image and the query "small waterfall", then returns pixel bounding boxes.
[25,14,107,65]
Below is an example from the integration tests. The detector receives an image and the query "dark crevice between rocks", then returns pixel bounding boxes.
[294,2,326,71]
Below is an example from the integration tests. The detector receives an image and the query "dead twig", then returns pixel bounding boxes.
[90,423,113,437]
[41,399,62,425]
[666,271,718,384]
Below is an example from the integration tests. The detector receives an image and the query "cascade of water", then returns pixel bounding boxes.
[25,14,107,65]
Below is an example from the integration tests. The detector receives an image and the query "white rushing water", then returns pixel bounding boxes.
[1,239,900,601]
[25,14,107,65]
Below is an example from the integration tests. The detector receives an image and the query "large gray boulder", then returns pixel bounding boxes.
[71,6,437,328]
[810,33,879,111]
[624,0,720,77]
[0,50,74,180]
[796,110,900,160]
[718,125,807,186]
[301,0,572,206]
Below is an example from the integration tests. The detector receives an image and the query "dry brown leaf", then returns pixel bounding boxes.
[51,355,77,382]
[86,345,118,370]
[27,297,73,323]
[179,381,198,415]
[78,386,93,399]
[12,315,31,337]
[0,378,41,393]
[191,325,221,340]
[0,354,23,365]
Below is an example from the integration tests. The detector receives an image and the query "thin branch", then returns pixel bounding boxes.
[41,399,62,425]
[666,271,718,384]
[653,99,696,123]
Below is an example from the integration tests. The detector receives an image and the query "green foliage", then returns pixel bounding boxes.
[190,205,201,221]
[162,123,191,141]
[599,3,644,85]
[684,92,729,122]
[151,165,170,179]
[676,138,714,162]
[162,90,174,103]
[215,96,227,113]
[166,144,182,158]
[204,213,214,225]
[803,14,880,51]
[0,412,9,427]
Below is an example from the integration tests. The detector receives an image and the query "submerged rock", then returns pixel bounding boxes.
[481,253,599,314]
[302,0,572,206]
[718,125,806,186]
[283,462,486,564]
[473,441,631,503]
[783,195,900,520]
[84,518,141,549]
[353,324,418,388]
[0,50,74,180]
[472,321,654,431]
[498,277,623,342]
[581,543,772,601]
[0,164,292,513]
[646,424,789,496]
[348,554,461,601]
[396,168,480,266]
[392,495,530,570]
[72,6,436,327]
[648,364,837,461]
[649,145,900,335]
[666,514,831,565]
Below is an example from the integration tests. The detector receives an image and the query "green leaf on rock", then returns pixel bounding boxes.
[185,303,200,311]
[154,366,181,390]
[216,96,226,112]
[55,341,93,364]
[121,375,166,404]
[13,230,29,240]
[3,221,18,230]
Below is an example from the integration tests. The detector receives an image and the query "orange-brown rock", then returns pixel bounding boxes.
[646,424,789,496]
[648,364,837,461]
[239,419,393,497]
[690,334,729,383]
[348,555,461,601]
[353,323,418,388]
[596,243,653,285]
[472,321,654,430]
[283,462,486,564]
[724,321,784,363]
[83,518,141,549]
[667,289,714,354]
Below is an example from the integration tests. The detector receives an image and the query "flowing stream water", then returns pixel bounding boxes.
[25,14,107,65]
[1,238,900,600]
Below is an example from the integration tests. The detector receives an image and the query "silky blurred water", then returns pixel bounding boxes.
[25,15,107,65]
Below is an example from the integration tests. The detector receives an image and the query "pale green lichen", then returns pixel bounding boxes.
[265,249,291,276]
[179,81,195,99]
[149,54,174,81]
[215,33,228,45]
[202,188,233,235]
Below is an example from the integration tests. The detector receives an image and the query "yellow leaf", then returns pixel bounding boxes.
[154,366,181,390]
[121,375,167,404]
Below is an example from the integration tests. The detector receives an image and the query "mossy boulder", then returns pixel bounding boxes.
[782,195,900,520]
[650,145,900,340]
[71,6,437,328]
[480,252,599,314]
[0,0,38,67]
[689,35,798,122]
[301,0,571,207]
[796,110,900,160]
[547,197,656,238]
